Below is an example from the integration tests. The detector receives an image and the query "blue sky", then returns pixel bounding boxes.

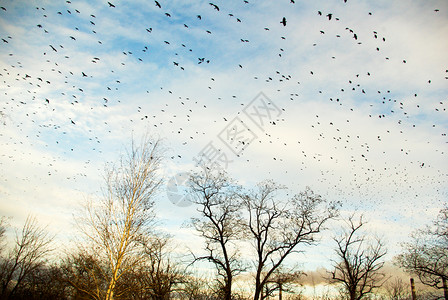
[0,0,447,275]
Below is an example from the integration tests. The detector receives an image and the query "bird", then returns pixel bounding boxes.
[155,1,161,8]
[280,17,287,26]
[209,3,219,11]
[107,2,115,7]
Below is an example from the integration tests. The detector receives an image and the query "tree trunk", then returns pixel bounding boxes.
[224,276,232,300]
[442,277,448,300]
[410,278,416,300]
[105,281,115,300]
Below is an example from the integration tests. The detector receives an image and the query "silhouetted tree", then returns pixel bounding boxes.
[0,217,7,254]
[396,204,448,299]
[12,263,69,300]
[329,214,387,300]
[188,166,246,300]
[242,182,339,300]
[262,267,304,300]
[0,215,54,300]
[61,249,108,299]
[121,234,185,299]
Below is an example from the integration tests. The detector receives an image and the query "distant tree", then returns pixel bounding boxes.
[70,136,164,300]
[242,182,339,300]
[0,215,54,300]
[188,166,246,300]
[329,214,388,300]
[0,217,7,254]
[382,277,410,300]
[396,204,448,299]
[12,263,69,300]
[61,248,108,299]
[262,267,304,300]
[122,234,185,299]
[176,273,217,300]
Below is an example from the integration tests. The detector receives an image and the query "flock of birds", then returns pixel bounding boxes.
[0,0,447,227]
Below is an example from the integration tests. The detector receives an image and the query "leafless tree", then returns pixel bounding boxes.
[71,136,164,300]
[382,277,410,300]
[329,214,388,300]
[262,267,304,300]
[396,204,448,299]
[188,166,246,300]
[12,263,69,300]
[61,248,108,299]
[123,234,185,299]
[176,273,216,300]
[0,217,7,255]
[0,215,54,300]
[242,182,339,300]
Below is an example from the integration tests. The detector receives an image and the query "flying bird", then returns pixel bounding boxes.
[209,3,219,11]
[280,17,287,26]
[107,2,115,8]
[155,1,161,8]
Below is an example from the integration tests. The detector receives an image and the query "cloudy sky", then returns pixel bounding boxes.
[0,0,447,273]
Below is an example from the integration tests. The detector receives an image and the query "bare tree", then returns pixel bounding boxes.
[0,215,54,300]
[396,204,448,299]
[188,166,246,300]
[242,182,339,300]
[382,277,410,300]
[71,136,164,300]
[123,234,185,300]
[12,263,69,300]
[176,273,218,300]
[329,214,388,300]
[262,267,304,300]
[0,217,7,255]
[61,248,108,299]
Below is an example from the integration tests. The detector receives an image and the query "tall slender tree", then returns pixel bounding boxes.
[70,136,164,300]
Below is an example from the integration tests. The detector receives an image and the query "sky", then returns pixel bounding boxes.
[0,0,447,277]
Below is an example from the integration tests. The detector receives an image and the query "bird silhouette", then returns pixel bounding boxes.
[209,3,219,11]
[280,17,287,26]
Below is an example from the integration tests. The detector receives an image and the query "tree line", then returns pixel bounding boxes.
[0,137,447,300]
